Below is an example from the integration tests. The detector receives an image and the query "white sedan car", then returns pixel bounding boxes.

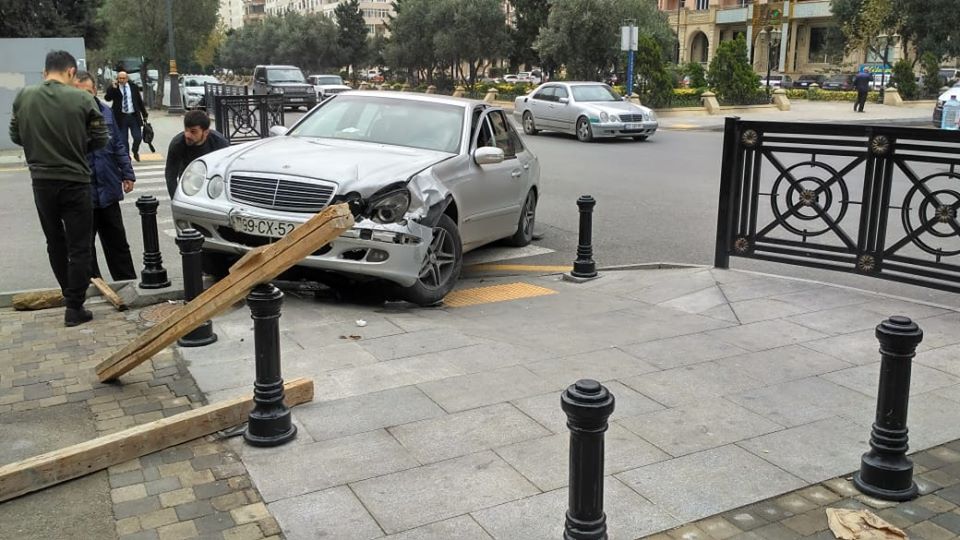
[514,82,658,142]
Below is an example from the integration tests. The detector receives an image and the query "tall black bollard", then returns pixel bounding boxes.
[136,195,171,289]
[175,229,217,347]
[571,195,598,279]
[562,379,615,540]
[243,283,297,447]
[853,315,923,501]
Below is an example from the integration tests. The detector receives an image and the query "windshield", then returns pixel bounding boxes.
[571,84,621,102]
[315,76,343,85]
[289,95,463,153]
[267,68,306,83]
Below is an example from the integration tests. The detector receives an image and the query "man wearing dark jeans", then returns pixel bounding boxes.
[9,51,110,326]
[854,68,873,113]
[104,71,149,161]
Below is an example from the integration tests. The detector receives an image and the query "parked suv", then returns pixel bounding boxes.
[251,65,316,110]
[822,73,855,91]
[307,74,352,101]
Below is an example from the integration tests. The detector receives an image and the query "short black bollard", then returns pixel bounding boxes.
[175,229,217,347]
[136,195,171,289]
[571,195,598,279]
[853,315,924,501]
[243,283,297,447]
[562,379,615,540]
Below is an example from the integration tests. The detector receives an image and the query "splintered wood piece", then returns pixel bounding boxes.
[91,278,127,311]
[95,203,353,382]
[0,377,313,504]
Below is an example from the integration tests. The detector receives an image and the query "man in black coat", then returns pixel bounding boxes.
[853,68,873,113]
[104,71,149,161]
[165,110,229,197]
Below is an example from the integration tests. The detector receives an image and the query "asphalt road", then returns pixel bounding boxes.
[2,116,958,308]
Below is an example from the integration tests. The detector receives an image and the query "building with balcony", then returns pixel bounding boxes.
[221,0,246,29]
[658,0,904,78]
[243,0,267,25]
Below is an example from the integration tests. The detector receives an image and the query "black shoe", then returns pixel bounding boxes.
[65,307,93,327]
[133,152,140,162]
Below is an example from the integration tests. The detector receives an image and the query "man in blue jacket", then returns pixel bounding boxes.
[74,71,137,281]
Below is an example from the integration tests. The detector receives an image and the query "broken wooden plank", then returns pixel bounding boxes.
[95,203,353,382]
[0,377,313,504]
[90,278,127,311]
[12,290,64,311]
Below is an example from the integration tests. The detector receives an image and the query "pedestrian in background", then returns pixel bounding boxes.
[104,70,149,161]
[853,68,872,113]
[74,71,138,281]
[9,50,109,327]
[165,110,229,198]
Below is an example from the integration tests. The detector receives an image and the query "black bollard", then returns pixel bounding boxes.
[136,195,171,289]
[853,315,924,501]
[175,229,217,347]
[562,379,615,540]
[243,283,297,447]
[571,195,598,279]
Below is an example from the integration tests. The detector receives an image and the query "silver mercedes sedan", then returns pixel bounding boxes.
[514,82,658,142]
[171,92,540,306]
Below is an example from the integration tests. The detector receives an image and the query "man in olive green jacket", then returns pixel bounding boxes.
[9,50,110,327]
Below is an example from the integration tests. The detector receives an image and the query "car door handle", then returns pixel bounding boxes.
[522,164,530,170]
[511,170,523,178]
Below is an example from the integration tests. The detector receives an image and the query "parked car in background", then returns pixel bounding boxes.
[932,81,960,127]
[181,74,220,109]
[502,74,520,83]
[308,74,352,101]
[794,74,825,89]
[251,64,316,110]
[822,73,855,91]
[759,74,793,89]
[517,71,542,84]
[171,92,540,306]
[514,81,658,142]
[938,68,960,87]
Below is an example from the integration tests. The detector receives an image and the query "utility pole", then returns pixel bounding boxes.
[166,0,184,114]
[622,21,638,97]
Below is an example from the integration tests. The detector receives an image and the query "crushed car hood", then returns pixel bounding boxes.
[221,136,453,194]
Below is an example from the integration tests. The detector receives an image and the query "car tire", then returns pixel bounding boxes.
[201,251,235,279]
[505,189,537,247]
[396,214,463,306]
[576,116,594,142]
[633,135,648,141]
[522,111,539,135]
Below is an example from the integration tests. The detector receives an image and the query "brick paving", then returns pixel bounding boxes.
[0,302,282,540]
[646,441,960,540]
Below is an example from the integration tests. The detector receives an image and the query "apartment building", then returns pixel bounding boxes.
[658,0,904,77]
[220,0,246,29]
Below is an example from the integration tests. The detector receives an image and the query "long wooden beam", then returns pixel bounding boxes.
[96,204,354,382]
[0,377,314,504]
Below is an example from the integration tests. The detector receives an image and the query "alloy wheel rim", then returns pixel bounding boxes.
[524,114,533,132]
[418,227,457,289]
[522,194,536,237]
[578,120,589,140]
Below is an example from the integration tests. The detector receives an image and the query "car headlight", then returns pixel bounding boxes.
[609,114,620,122]
[181,161,206,196]
[599,111,609,122]
[207,175,224,199]
[366,189,411,224]
[271,87,285,94]
[647,110,657,121]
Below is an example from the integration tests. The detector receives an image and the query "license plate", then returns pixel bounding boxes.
[625,122,642,130]
[230,216,297,238]
[288,97,304,102]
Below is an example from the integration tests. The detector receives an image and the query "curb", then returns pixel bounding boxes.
[1,279,185,310]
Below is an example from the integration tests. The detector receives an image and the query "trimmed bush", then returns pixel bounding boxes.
[921,53,942,99]
[785,88,882,103]
[707,36,762,105]
[891,59,918,100]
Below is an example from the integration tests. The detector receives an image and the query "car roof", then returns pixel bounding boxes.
[343,91,484,107]
[259,65,300,69]
[553,81,611,86]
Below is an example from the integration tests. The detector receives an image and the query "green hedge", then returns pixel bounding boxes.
[785,88,882,103]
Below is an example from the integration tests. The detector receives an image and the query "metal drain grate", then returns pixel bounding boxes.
[138,301,185,324]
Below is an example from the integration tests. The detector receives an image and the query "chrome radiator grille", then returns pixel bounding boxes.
[228,174,336,213]
[619,114,645,122]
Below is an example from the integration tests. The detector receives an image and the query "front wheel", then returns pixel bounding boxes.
[396,214,462,306]
[576,117,594,142]
[522,111,539,135]
[505,189,537,247]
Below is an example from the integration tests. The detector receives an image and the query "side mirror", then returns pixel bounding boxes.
[473,146,504,165]
[268,125,289,137]
[558,97,569,104]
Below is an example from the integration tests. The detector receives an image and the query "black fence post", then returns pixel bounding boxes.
[243,283,297,447]
[571,196,598,279]
[562,379,615,540]
[853,315,923,501]
[714,116,740,269]
[175,229,217,347]
[136,195,171,289]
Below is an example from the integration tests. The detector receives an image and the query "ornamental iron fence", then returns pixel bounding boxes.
[212,94,284,145]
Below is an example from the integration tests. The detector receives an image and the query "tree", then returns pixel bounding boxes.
[707,36,761,104]
[684,61,707,88]
[536,0,673,81]
[99,0,218,102]
[890,58,918,99]
[633,36,673,108]
[385,0,438,82]
[0,0,105,49]
[920,51,942,98]
[508,0,549,72]
[336,0,368,79]
[831,0,960,62]
[194,23,226,73]
[219,12,342,73]
[432,0,508,85]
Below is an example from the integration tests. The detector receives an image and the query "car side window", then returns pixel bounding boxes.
[254,68,264,82]
[475,118,495,149]
[488,111,517,158]
[533,86,555,101]
[554,86,569,101]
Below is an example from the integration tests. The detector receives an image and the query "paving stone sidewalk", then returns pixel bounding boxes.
[0,302,281,540]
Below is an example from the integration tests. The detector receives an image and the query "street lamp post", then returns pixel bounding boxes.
[166,0,183,114]
[876,33,900,103]
[763,26,782,98]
